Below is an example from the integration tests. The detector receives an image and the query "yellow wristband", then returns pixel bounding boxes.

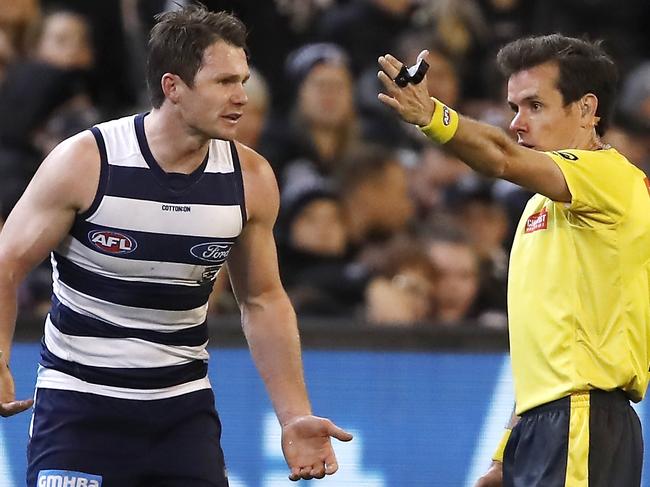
[418,98,459,144]
[491,428,512,462]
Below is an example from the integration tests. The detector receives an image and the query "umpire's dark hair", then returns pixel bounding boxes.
[146,3,248,108]
[496,34,617,136]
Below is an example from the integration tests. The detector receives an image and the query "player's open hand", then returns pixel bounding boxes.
[0,359,33,417]
[474,461,503,487]
[281,415,353,481]
[377,50,436,127]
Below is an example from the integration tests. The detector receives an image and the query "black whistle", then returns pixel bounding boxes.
[394,58,429,88]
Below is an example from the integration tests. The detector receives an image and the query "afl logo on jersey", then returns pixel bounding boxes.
[88,230,137,254]
[190,242,231,264]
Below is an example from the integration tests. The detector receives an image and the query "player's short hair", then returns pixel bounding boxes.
[496,34,618,136]
[146,4,248,108]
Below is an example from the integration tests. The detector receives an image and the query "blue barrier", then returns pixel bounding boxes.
[1,343,648,486]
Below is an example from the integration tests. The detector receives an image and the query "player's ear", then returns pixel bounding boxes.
[161,73,183,104]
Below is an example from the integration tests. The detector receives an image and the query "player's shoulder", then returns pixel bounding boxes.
[234,141,278,192]
[24,130,101,213]
[234,141,274,176]
[233,141,280,220]
[41,130,100,177]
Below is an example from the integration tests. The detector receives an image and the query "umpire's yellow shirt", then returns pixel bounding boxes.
[509,148,650,415]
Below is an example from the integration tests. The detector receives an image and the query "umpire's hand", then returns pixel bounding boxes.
[475,461,503,487]
[377,50,435,127]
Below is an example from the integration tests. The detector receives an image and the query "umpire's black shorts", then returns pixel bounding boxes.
[503,389,643,487]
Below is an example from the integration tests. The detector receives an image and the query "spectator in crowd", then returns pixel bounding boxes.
[407,146,472,219]
[618,61,650,132]
[336,145,415,254]
[315,0,416,78]
[259,42,359,188]
[365,237,437,326]
[39,0,141,114]
[32,9,94,70]
[0,8,98,187]
[0,30,16,85]
[424,229,481,326]
[276,178,368,316]
[475,0,536,50]
[419,0,491,99]
[603,125,650,173]
[0,0,39,55]
[447,177,509,321]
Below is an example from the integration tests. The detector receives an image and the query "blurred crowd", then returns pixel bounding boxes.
[1,0,650,330]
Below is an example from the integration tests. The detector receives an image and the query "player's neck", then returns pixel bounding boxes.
[144,108,211,174]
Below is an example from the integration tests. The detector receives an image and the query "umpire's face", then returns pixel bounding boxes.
[506,61,585,152]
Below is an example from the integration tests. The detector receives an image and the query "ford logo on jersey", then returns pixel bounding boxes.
[38,470,102,486]
[88,230,137,254]
[190,242,232,264]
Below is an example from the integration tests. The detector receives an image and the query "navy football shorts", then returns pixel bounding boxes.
[503,389,642,487]
[27,388,229,487]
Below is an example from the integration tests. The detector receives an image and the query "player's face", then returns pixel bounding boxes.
[507,62,583,151]
[179,40,249,140]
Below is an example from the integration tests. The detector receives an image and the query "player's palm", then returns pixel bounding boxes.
[281,415,353,481]
[0,363,33,417]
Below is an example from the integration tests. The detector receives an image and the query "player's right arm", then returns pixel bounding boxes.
[0,131,100,416]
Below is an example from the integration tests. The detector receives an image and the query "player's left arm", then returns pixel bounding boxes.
[226,144,352,480]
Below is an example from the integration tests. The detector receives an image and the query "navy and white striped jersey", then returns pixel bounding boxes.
[36,113,246,400]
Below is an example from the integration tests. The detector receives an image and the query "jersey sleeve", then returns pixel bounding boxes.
[545,149,632,221]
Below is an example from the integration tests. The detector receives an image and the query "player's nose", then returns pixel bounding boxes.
[233,83,248,105]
